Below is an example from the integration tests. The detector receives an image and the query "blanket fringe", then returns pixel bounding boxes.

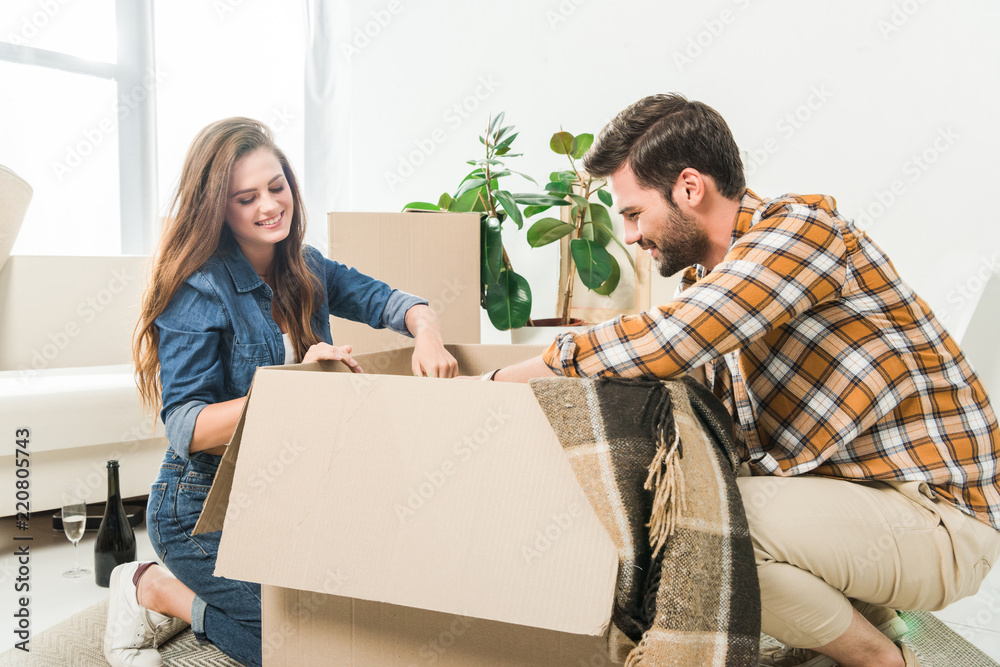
[624,635,649,667]
[644,391,686,559]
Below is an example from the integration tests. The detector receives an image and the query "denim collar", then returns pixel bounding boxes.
[219,246,266,294]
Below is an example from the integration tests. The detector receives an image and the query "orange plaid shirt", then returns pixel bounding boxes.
[544,189,1000,529]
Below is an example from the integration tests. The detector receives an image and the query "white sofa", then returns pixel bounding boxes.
[0,255,168,516]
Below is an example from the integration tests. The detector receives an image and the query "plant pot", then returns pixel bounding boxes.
[509,318,589,345]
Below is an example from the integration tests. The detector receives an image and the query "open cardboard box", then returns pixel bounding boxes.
[194,344,623,666]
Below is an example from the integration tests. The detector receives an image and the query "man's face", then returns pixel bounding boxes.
[608,164,709,277]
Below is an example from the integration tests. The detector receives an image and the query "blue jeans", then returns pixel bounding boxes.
[147,450,262,667]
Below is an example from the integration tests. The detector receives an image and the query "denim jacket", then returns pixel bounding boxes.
[156,244,425,458]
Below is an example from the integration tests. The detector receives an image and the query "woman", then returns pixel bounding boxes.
[104,117,457,667]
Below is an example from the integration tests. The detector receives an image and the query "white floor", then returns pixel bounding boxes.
[1,512,999,660]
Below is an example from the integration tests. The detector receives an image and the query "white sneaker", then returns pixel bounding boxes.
[104,562,172,667]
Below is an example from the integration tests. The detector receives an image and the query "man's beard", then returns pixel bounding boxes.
[650,203,711,277]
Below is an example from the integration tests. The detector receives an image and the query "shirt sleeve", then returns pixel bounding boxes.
[543,201,849,378]
[381,289,429,337]
[157,277,229,459]
[310,246,428,336]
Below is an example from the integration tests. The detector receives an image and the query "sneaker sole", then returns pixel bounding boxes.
[104,564,127,663]
[104,564,164,667]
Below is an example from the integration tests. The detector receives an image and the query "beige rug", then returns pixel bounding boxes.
[0,600,996,666]
[0,598,240,666]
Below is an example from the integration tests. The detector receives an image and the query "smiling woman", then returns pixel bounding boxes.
[223,150,296,270]
[103,117,458,667]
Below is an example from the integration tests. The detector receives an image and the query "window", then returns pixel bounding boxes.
[0,0,156,255]
[2,0,308,256]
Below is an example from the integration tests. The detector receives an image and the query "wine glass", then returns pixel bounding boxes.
[61,501,91,578]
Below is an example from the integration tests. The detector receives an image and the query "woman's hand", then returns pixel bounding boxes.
[405,305,458,378]
[302,342,363,373]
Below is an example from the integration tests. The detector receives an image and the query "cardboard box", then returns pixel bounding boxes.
[195,344,622,666]
[328,212,481,354]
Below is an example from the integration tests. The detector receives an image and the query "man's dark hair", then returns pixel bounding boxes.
[583,93,746,203]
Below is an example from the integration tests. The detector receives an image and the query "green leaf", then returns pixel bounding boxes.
[512,193,572,206]
[455,177,489,198]
[588,204,615,247]
[495,125,515,142]
[592,257,621,295]
[496,131,519,152]
[597,188,613,207]
[527,218,575,247]
[590,221,613,246]
[494,190,523,230]
[570,238,613,289]
[572,133,594,159]
[471,186,489,212]
[568,193,590,208]
[437,192,454,210]
[481,216,503,284]
[523,204,552,218]
[451,187,481,212]
[489,112,505,137]
[544,181,570,194]
[550,131,574,155]
[401,201,439,212]
[484,269,532,330]
[606,227,637,271]
[507,169,538,185]
[590,202,613,231]
[551,170,576,184]
[581,220,595,241]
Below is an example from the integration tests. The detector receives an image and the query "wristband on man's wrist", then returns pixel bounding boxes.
[481,368,501,381]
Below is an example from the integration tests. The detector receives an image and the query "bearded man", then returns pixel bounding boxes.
[489,94,1000,667]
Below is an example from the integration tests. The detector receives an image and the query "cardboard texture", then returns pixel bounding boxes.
[196,344,621,666]
[328,212,480,354]
[262,587,613,667]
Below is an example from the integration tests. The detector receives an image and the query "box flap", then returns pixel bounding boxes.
[349,344,548,378]
[328,212,480,353]
[192,381,254,535]
[214,350,617,636]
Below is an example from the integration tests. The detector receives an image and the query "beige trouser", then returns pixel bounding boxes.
[738,475,1000,648]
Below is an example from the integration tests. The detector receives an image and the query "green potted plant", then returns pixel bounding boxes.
[403,113,567,330]
[523,130,636,329]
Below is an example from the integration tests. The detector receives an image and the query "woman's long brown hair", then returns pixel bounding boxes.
[133,117,322,414]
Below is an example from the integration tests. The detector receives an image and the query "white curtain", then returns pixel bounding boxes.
[303,0,353,256]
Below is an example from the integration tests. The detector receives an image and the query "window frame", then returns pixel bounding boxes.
[0,0,158,255]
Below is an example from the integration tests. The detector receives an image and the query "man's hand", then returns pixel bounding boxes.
[406,305,459,378]
[302,342,363,373]
[454,357,558,383]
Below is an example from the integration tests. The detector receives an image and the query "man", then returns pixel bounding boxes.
[492,94,1000,667]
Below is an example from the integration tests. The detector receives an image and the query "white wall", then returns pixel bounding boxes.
[330,0,1000,340]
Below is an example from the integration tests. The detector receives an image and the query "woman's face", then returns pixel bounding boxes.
[224,148,294,256]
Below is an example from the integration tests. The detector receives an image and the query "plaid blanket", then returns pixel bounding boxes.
[530,375,760,666]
